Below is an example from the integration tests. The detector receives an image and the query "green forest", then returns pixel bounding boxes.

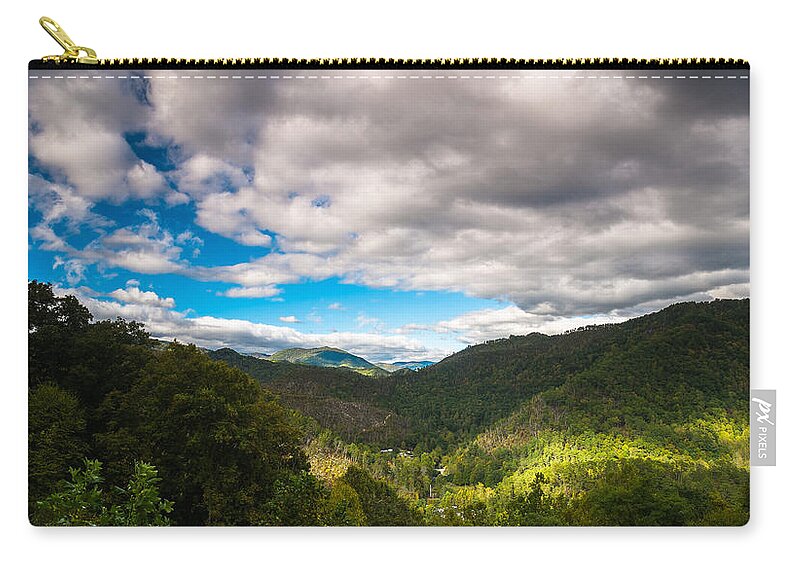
[28,280,749,526]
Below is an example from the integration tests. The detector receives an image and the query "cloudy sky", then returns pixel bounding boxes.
[27,69,749,362]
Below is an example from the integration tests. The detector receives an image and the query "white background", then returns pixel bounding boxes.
[2,1,793,568]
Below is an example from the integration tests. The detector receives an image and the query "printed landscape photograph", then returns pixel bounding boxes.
[27,69,750,526]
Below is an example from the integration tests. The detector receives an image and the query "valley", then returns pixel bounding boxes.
[210,298,750,525]
[29,279,749,526]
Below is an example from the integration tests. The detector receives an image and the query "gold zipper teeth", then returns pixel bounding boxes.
[82,57,746,68]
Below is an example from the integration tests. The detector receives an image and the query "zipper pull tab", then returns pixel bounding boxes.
[39,16,99,64]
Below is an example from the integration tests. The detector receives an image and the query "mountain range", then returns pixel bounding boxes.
[375,361,436,372]
[211,299,749,448]
[209,299,750,525]
[237,345,436,376]
[268,346,386,375]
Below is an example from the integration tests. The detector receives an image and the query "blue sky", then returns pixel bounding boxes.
[27,71,749,361]
[28,149,513,361]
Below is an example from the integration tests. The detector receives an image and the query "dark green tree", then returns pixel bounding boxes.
[28,383,87,509]
[323,479,367,526]
[28,280,91,388]
[98,343,312,525]
[28,282,155,429]
[263,471,326,526]
[340,466,422,526]
[568,460,694,526]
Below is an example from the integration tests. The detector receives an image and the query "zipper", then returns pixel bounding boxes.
[38,17,99,65]
[31,16,749,70]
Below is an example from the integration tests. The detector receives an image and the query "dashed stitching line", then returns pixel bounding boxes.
[28,74,750,80]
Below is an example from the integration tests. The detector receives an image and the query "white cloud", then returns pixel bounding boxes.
[28,174,111,230]
[194,189,273,246]
[28,79,172,203]
[279,315,300,323]
[28,175,113,262]
[356,314,383,331]
[89,220,184,274]
[327,303,345,310]
[31,73,749,318]
[146,79,270,165]
[708,282,750,299]
[33,210,189,284]
[31,225,72,252]
[52,257,88,286]
[126,161,167,198]
[171,154,251,198]
[217,285,282,298]
[152,70,747,316]
[109,286,176,308]
[176,230,203,247]
[411,305,630,345]
[56,286,437,362]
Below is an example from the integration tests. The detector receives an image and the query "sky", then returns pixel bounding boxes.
[27,69,749,362]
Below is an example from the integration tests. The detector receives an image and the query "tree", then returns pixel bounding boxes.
[263,471,326,526]
[493,473,556,526]
[323,479,367,526]
[340,466,422,526]
[28,282,154,418]
[33,459,173,526]
[427,484,492,526]
[28,280,91,334]
[28,281,91,388]
[98,343,311,525]
[567,459,695,526]
[28,383,87,508]
[105,461,174,526]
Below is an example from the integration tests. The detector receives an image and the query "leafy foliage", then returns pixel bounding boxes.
[97,343,309,525]
[28,383,87,510]
[339,466,423,526]
[323,479,368,526]
[28,282,324,526]
[33,459,173,526]
[209,348,408,443]
[425,301,750,526]
[388,300,748,449]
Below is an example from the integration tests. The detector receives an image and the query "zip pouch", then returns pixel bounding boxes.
[28,17,750,527]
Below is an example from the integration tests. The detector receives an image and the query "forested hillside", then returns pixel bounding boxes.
[213,299,748,451]
[208,348,407,443]
[28,282,417,526]
[214,298,750,525]
[29,281,749,526]
[429,300,749,525]
[393,299,748,448]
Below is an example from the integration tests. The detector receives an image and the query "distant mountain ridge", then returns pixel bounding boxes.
[268,346,389,376]
[212,299,749,452]
[376,361,436,372]
[244,352,272,360]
